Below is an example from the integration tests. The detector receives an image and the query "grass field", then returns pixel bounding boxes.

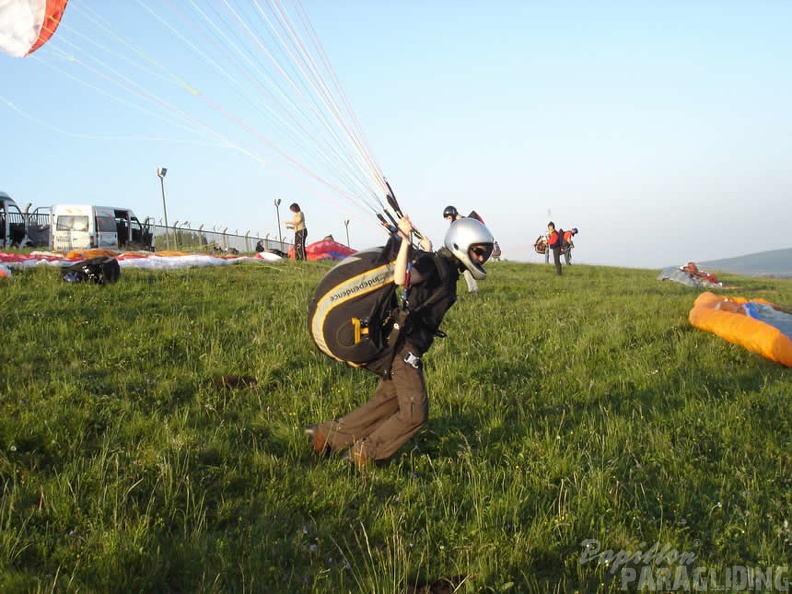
[1,258,791,593]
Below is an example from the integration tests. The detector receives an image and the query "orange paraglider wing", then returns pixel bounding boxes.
[27,0,68,55]
[0,0,69,58]
[689,292,792,368]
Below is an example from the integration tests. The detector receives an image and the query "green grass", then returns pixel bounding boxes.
[1,260,790,593]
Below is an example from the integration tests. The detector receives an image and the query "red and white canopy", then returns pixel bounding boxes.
[0,0,68,57]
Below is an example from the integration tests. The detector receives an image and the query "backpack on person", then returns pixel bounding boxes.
[548,229,562,249]
[557,228,567,250]
[308,237,407,377]
[307,236,448,378]
[60,256,121,285]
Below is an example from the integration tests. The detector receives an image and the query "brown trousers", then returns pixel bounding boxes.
[318,347,429,461]
[552,246,562,275]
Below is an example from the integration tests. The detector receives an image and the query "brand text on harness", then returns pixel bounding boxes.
[329,269,393,302]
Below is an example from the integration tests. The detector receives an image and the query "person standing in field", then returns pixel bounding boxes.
[443,205,479,294]
[544,230,552,265]
[547,221,563,275]
[285,202,307,260]
[563,227,578,265]
[304,214,496,469]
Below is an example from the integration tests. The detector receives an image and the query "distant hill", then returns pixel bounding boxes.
[701,248,792,278]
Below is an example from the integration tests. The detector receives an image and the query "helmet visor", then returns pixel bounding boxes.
[468,243,493,263]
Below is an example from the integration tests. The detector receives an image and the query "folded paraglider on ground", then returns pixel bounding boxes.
[658,262,722,288]
[689,292,792,367]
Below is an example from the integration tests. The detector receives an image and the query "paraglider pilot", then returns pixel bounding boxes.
[305,214,495,469]
[563,227,579,265]
[547,221,563,275]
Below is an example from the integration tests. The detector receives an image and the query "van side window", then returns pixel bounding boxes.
[97,215,117,232]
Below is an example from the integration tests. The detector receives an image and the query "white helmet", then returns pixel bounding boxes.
[443,218,495,280]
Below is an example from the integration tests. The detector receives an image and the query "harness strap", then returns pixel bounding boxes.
[399,251,454,337]
[402,259,412,305]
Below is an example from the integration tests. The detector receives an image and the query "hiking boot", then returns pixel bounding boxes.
[341,447,371,471]
[304,424,329,455]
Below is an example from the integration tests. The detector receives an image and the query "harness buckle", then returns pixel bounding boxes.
[403,352,421,369]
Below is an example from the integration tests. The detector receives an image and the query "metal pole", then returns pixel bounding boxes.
[274,198,282,248]
[344,219,350,247]
[157,167,170,250]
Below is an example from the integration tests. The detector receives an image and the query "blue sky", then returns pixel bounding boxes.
[2,1,791,269]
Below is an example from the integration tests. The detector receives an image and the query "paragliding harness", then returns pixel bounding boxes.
[548,230,562,250]
[307,234,448,379]
[534,235,548,255]
[60,256,121,285]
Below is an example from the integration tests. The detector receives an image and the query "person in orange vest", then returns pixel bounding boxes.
[547,221,563,275]
[562,227,579,265]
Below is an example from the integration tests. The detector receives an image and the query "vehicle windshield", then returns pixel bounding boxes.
[56,215,89,232]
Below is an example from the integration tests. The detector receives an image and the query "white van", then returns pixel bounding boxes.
[49,205,154,251]
[51,204,117,250]
[0,191,27,248]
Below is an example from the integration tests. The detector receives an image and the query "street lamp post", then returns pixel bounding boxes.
[156,167,170,250]
[274,198,282,248]
[344,219,350,247]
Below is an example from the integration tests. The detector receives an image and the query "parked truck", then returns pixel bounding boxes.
[25,203,154,251]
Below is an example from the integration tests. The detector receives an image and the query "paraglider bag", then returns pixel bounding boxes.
[60,256,121,285]
[307,239,404,377]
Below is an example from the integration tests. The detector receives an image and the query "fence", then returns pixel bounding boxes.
[150,223,293,255]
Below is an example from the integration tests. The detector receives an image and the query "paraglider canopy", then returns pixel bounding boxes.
[0,0,69,58]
